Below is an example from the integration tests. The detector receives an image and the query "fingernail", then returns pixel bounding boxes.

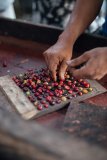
[60,73,64,80]
[54,76,57,81]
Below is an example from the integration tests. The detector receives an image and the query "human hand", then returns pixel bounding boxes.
[43,41,72,81]
[67,47,107,80]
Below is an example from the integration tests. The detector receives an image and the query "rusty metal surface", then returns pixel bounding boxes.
[63,102,107,148]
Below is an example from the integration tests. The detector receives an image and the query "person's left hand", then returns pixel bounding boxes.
[67,47,107,80]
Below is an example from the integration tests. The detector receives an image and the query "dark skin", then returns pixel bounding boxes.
[43,0,107,81]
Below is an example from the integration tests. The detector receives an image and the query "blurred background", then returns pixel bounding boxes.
[0,0,107,34]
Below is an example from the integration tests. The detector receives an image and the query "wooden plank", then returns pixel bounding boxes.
[63,102,107,148]
[0,75,38,120]
[0,107,107,160]
[0,75,106,120]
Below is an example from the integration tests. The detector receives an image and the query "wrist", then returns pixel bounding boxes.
[58,27,79,47]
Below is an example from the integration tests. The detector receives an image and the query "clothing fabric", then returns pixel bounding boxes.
[0,0,14,11]
[102,15,107,36]
[35,0,75,27]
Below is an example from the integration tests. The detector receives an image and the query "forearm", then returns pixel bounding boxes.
[58,0,103,45]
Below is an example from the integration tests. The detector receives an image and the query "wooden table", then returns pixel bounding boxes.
[0,17,107,160]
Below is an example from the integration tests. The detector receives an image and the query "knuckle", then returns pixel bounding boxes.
[83,52,90,58]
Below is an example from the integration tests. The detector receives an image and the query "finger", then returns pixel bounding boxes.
[71,65,93,79]
[66,53,89,67]
[49,59,59,81]
[95,73,106,80]
[59,60,67,80]
[43,51,49,65]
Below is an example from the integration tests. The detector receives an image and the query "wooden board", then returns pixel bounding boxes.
[0,107,107,160]
[0,75,106,120]
[63,102,107,148]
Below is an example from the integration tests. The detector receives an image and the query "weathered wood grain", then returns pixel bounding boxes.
[0,107,107,160]
[0,75,38,119]
[0,75,106,120]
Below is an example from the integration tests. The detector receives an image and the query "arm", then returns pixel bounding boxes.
[59,0,103,45]
[43,0,103,80]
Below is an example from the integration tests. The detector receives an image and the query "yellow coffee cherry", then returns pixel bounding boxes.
[34,101,38,106]
[88,88,93,92]
[26,91,30,96]
[61,96,67,102]
[82,89,88,94]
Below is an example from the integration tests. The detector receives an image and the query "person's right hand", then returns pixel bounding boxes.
[43,41,72,81]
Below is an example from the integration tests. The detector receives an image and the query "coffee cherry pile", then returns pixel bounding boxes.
[12,67,93,111]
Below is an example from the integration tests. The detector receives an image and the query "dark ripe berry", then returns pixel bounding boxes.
[28,79,32,84]
[63,93,68,96]
[68,90,73,94]
[58,90,63,95]
[73,87,79,92]
[59,80,64,86]
[32,89,36,93]
[20,84,24,89]
[26,82,30,87]
[3,60,7,67]
[50,101,55,105]
[28,96,35,102]
[78,92,83,96]
[84,83,90,88]
[37,96,42,100]
[16,82,20,87]
[47,86,52,90]
[32,84,36,89]
[54,82,58,87]
[46,96,52,102]
[44,104,49,108]
[56,99,61,104]
[43,82,48,85]
[71,84,75,89]
[23,87,28,92]
[68,82,72,86]
[43,94,48,98]
[49,92,54,96]
[46,89,50,93]
[73,80,77,84]
[42,88,46,92]
[15,79,19,83]
[37,88,43,93]
[47,77,50,82]
[44,85,47,89]
[51,83,55,87]
[12,76,17,81]
[57,85,62,89]
[55,93,60,97]
[35,92,40,97]
[64,85,70,90]
[37,104,43,110]
[76,83,81,87]
[29,86,33,90]
[72,94,76,97]
[41,100,46,104]
[78,79,83,83]
[67,96,72,99]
